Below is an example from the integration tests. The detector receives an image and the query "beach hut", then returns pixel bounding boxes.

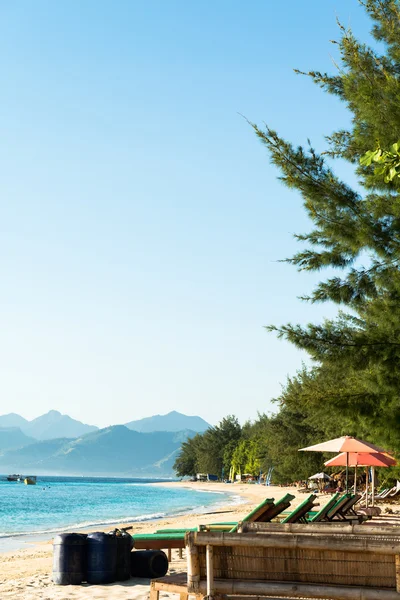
[308,472,331,491]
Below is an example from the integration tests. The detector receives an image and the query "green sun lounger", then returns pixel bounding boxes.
[155,498,278,537]
[133,495,296,552]
[323,493,366,523]
[132,493,300,555]
[307,492,341,523]
[255,493,296,523]
[132,532,187,550]
[325,493,353,520]
[156,522,237,534]
[331,493,364,521]
[156,528,197,534]
[281,494,318,524]
[227,494,296,532]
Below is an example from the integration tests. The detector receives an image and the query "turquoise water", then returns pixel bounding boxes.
[0,476,233,540]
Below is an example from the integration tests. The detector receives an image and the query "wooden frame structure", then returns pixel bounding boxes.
[150,524,400,600]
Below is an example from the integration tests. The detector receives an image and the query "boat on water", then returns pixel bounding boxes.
[7,474,22,482]
[24,476,37,485]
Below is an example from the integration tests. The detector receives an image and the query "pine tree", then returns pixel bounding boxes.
[253,0,400,449]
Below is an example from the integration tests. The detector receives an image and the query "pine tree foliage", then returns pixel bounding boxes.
[252,0,400,450]
[173,416,242,478]
[174,3,400,485]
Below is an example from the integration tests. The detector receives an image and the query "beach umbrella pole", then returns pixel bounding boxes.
[346,452,349,493]
[372,466,375,506]
[365,467,369,508]
[354,465,357,494]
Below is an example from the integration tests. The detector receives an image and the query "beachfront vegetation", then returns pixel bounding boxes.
[175,1,400,484]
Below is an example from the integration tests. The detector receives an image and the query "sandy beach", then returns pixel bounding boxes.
[1,481,398,600]
[0,481,301,600]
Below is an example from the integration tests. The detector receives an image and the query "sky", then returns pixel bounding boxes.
[0,1,374,427]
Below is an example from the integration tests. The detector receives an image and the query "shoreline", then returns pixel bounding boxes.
[0,480,271,599]
[0,482,245,554]
[3,481,377,599]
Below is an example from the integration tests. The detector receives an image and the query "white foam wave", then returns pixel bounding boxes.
[0,512,167,539]
[0,483,245,542]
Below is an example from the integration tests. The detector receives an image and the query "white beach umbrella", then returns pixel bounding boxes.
[308,472,331,480]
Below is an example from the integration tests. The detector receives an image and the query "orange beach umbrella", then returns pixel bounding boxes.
[324,452,396,468]
[299,436,389,493]
[324,451,397,505]
[299,436,386,454]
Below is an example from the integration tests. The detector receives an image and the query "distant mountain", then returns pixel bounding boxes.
[0,427,36,451]
[0,437,70,464]
[0,413,29,429]
[0,425,193,476]
[125,411,210,433]
[21,410,98,441]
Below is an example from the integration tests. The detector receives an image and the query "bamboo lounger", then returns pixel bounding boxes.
[150,526,400,600]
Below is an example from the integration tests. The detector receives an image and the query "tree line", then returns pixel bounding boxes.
[175,1,400,484]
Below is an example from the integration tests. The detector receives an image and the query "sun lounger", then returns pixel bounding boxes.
[281,494,318,524]
[233,496,275,525]
[384,484,400,502]
[307,492,341,522]
[324,493,352,520]
[133,532,186,553]
[230,493,295,531]
[375,488,389,499]
[342,493,362,515]
[155,528,197,534]
[376,486,396,501]
[132,496,292,557]
[324,493,368,523]
[156,523,238,534]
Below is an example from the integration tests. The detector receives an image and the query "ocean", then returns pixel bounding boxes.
[0,476,235,548]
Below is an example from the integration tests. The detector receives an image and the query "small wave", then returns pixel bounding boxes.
[0,512,167,539]
[0,484,245,542]
[188,489,226,495]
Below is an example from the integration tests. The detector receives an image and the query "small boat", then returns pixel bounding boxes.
[7,474,22,482]
[24,476,37,485]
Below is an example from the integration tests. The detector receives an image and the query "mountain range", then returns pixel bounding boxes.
[0,410,211,476]
[125,410,209,433]
[0,410,210,440]
[0,410,97,440]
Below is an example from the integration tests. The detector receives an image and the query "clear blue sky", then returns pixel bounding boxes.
[0,1,372,427]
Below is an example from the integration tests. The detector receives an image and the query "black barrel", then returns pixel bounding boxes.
[131,550,169,578]
[52,533,86,585]
[115,532,134,581]
[86,532,117,584]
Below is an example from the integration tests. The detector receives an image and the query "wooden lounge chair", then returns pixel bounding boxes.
[230,493,295,531]
[330,494,362,520]
[230,496,275,529]
[323,493,368,523]
[156,523,237,534]
[325,493,352,520]
[339,493,362,516]
[280,494,318,524]
[132,495,293,557]
[307,492,341,523]
[133,532,187,551]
